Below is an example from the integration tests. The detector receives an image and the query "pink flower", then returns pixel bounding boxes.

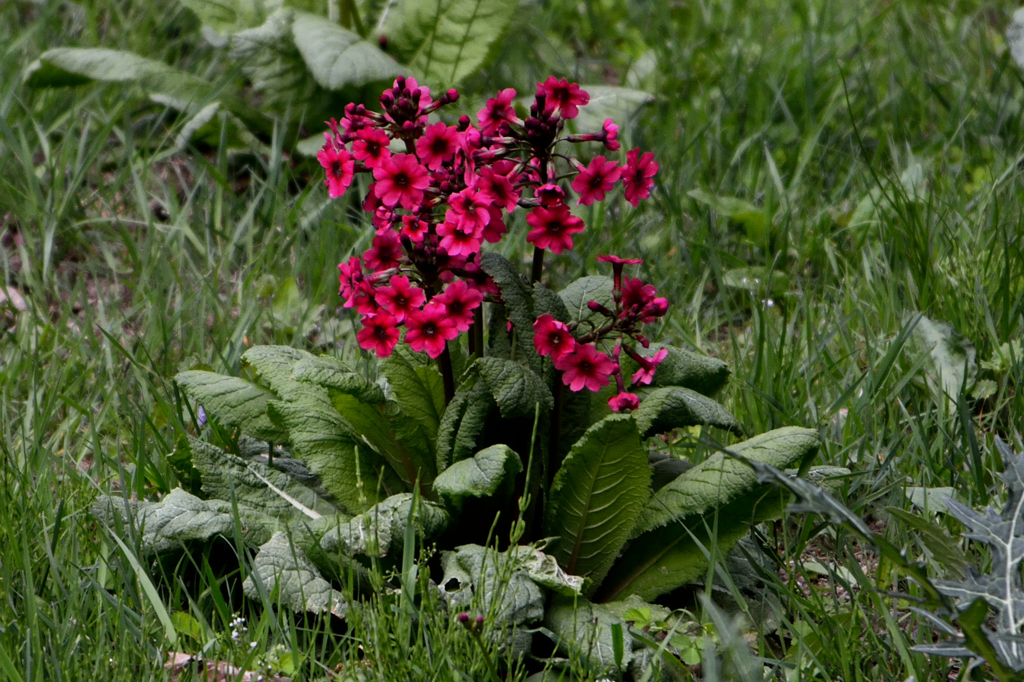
[477,167,519,212]
[571,155,622,206]
[405,302,459,358]
[481,205,506,243]
[602,119,620,151]
[437,218,483,257]
[538,77,589,119]
[350,281,380,316]
[532,314,575,359]
[435,279,483,332]
[337,256,364,306]
[596,255,643,265]
[526,202,585,254]
[631,348,668,386]
[447,187,491,236]
[477,88,517,134]
[622,149,658,206]
[620,276,658,312]
[376,275,426,323]
[357,312,400,358]
[608,392,640,412]
[352,128,391,169]
[363,231,403,272]
[535,184,566,206]
[318,146,355,198]
[554,344,615,392]
[401,215,429,242]
[373,153,430,210]
[415,122,458,170]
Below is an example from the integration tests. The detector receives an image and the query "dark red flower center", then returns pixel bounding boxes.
[421,322,437,336]
[330,161,343,177]
[394,172,410,187]
[430,138,450,154]
[374,326,389,340]
[448,301,465,315]
[577,360,593,373]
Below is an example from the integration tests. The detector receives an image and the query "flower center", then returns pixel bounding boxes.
[422,322,437,336]
[330,161,342,177]
[394,173,409,187]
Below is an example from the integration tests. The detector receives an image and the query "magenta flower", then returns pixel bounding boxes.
[376,275,426,323]
[437,218,483,257]
[532,314,575,359]
[352,128,391,169]
[435,280,483,332]
[538,77,589,119]
[602,119,620,151]
[363,231,403,272]
[481,205,507,243]
[477,88,517,134]
[526,203,585,254]
[415,122,458,170]
[554,344,615,392]
[373,153,430,209]
[447,187,492,237]
[405,302,459,358]
[622,148,658,206]
[337,256,364,307]
[535,184,566,206]
[596,255,643,265]
[477,167,520,212]
[317,146,355,198]
[608,392,640,412]
[631,348,668,386]
[571,156,623,206]
[401,215,429,242]
[357,312,400,358]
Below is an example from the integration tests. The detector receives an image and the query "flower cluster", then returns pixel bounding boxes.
[319,76,658,361]
[533,255,669,412]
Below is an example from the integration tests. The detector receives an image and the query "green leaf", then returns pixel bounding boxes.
[545,415,650,590]
[292,353,386,404]
[595,428,819,601]
[570,85,653,138]
[229,9,319,113]
[242,345,317,401]
[178,0,272,33]
[93,488,270,555]
[291,11,404,90]
[623,344,731,396]
[269,400,403,514]
[381,345,446,446]
[633,386,741,438]
[187,436,339,519]
[479,253,538,369]
[25,48,213,95]
[440,544,546,628]
[533,281,571,323]
[380,0,516,88]
[244,532,348,618]
[321,493,448,558]
[558,276,614,325]
[520,547,586,596]
[477,357,553,418]
[544,594,633,675]
[885,506,967,579]
[632,427,820,536]
[433,444,522,502]
[688,189,769,243]
[720,266,790,298]
[174,370,288,442]
[907,313,978,409]
[436,380,494,470]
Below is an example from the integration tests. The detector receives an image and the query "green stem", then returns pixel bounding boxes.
[530,246,544,283]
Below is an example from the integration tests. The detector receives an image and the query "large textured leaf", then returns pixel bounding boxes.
[477,357,553,418]
[543,594,633,675]
[558,276,613,325]
[178,0,275,33]
[544,415,650,589]
[93,488,270,554]
[243,532,347,618]
[632,427,819,536]
[381,345,446,445]
[624,344,731,396]
[433,444,521,502]
[292,11,404,90]
[320,493,448,558]
[379,0,516,88]
[907,313,978,410]
[479,253,538,370]
[229,9,319,112]
[569,85,653,137]
[596,428,819,601]
[187,436,338,519]
[242,345,317,402]
[292,354,386,404]
[633,386,741,437]
[269,400,403,514]
[439,544,546,628]
[533,282,570,323]
[435,380,494,470]
[175,370,288,442]
[25,48,214,95]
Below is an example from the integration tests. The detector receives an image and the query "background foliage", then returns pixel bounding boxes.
[3,0,1024,679]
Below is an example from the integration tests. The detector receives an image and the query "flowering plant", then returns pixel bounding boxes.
[158,75,826,679]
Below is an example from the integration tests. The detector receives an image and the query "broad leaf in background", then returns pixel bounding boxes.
[906,313,977,410]
[380,0,516,88]
[178,0,277,34]
[568,85,654,139]
[477,357,553,418]
[621,344,731,396]
[93,488,271,554]
[543,595,633,675]
[244,532,348,618]
[433,444,522,502]
[480,253,539,369]
[545,415,650,590]
[291,11,405,90]
[440,544,546,629]
[720,266,790,298]
[633,386,741,438]
[320,493,448,558]
[558,275,613,326]
[688,189,769,244]
[1008,8,1024,72]
[229,9,319,113]
[175,370,288,443]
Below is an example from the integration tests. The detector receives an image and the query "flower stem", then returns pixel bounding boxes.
[436,342,455,405]
[531,246,544,283]
[547,375,564,491]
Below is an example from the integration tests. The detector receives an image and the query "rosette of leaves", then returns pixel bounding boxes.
[87,257,841,676]
[23,0,652,155]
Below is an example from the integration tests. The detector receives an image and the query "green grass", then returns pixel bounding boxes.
[3,0,1024,679]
